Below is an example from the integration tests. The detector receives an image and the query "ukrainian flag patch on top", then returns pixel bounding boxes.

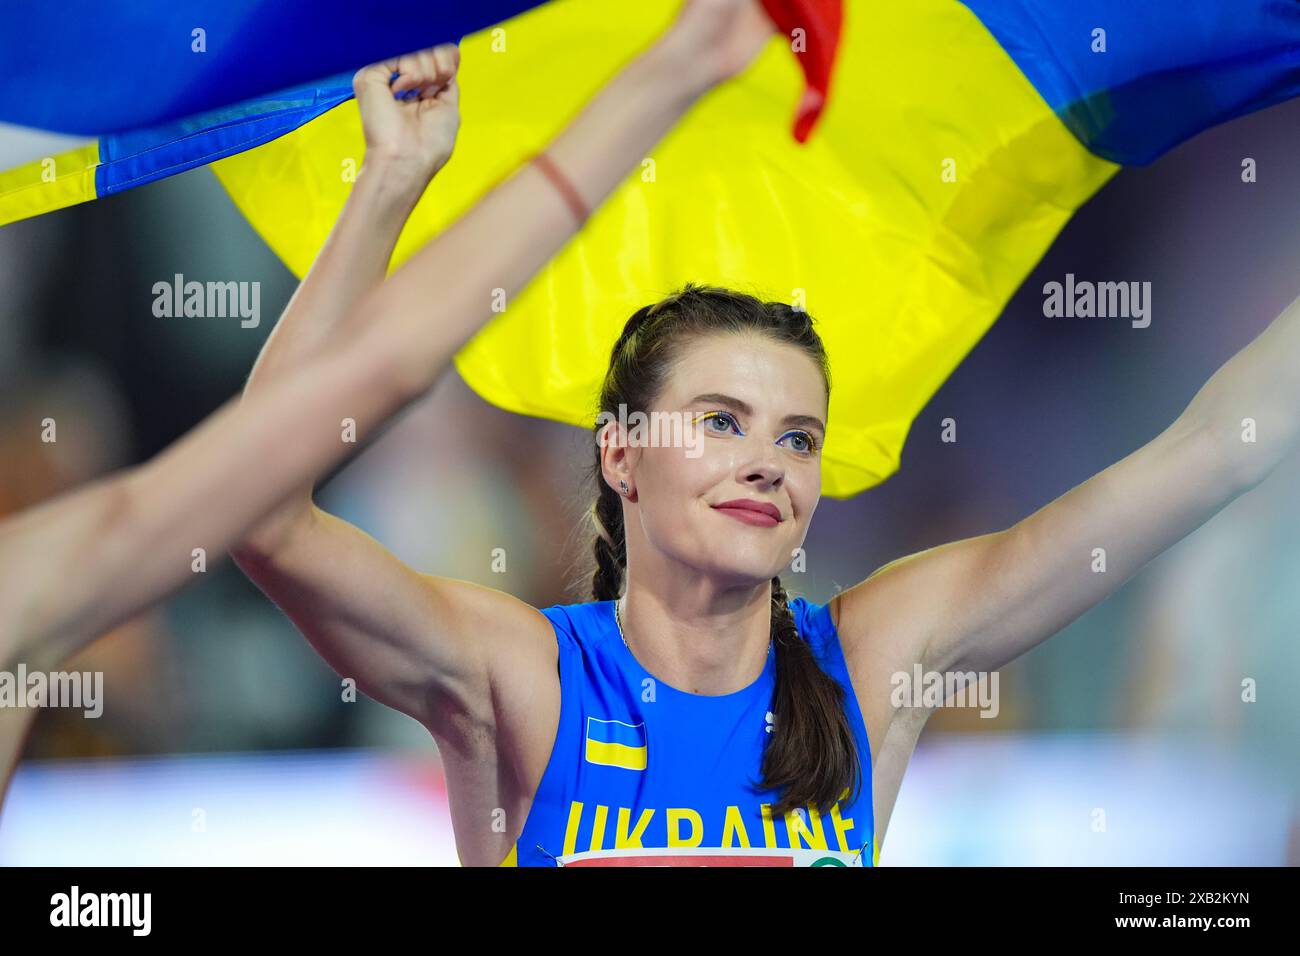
[584,717,647,771]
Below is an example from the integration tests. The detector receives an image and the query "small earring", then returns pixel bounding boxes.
[619,480,630,496]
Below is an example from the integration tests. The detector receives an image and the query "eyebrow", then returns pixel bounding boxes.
[687,392,826,436]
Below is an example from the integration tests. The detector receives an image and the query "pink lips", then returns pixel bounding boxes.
[711,499,782,527]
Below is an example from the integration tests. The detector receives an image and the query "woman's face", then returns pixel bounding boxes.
[611,332,827,587]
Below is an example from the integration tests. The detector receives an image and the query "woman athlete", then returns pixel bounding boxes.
[231,2,1300,867]
[0,1,775,811]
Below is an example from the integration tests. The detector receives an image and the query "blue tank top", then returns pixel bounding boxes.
[499,595,876,867]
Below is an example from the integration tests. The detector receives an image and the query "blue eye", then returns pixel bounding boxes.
[782,431,818,455]
[699,411,742,435]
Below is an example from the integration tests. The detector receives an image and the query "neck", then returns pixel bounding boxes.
[617,577,773,696]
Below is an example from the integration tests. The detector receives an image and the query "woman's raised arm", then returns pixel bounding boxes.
[234,43,461,554]
[832,286,1300,709]
[228,0,778,737]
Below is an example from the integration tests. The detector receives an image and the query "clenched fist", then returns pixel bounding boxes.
[353,43,461,187]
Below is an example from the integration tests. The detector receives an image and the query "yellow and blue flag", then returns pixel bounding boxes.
[584,718,648,771]
[4,1,1300,495]
[0,0,543,227]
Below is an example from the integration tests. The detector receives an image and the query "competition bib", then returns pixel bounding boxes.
[557,846,867,867]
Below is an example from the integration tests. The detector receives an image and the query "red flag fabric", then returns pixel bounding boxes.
[761,0,843,141]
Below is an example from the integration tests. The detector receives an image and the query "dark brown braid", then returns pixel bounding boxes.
[584,284,861,817]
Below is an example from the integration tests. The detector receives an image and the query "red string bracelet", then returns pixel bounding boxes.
[531,151,588,227]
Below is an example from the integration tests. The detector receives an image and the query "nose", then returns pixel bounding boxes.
[737,440,784,490]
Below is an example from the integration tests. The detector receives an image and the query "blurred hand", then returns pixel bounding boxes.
[353,43,461,185]
[665,0,777,87]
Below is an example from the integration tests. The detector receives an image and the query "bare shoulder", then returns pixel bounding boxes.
[830,529,1009,674]
[414,573,560,667]
[826,545,983,767]
[414,576,563,864]
[413,573,561,766]
[830,549,940,682]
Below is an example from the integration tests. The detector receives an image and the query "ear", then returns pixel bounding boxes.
[598,420,640,499]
